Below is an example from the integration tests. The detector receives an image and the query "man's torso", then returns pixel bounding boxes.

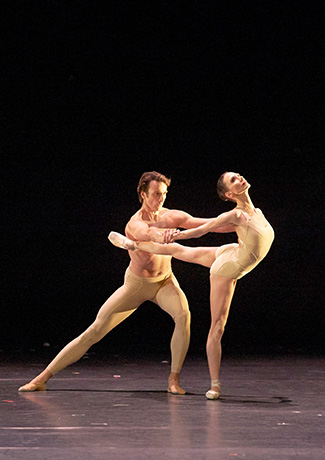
[125,208,176,277]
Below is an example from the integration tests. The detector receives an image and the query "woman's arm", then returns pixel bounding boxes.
[174,210,239,241]
[148,209,236,234]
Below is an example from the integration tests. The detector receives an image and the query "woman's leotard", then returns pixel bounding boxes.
[210,208,274,279]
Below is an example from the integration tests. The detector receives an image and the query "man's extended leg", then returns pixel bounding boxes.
[18,269,146,391]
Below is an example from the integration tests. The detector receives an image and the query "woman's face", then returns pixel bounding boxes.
[223,172,250,198]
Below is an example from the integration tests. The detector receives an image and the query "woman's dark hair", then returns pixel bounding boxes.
[217,172,228,201]
[217,172,236,202]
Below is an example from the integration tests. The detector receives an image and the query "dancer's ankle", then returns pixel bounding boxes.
[210,379,220,389]
[168,372,180,384]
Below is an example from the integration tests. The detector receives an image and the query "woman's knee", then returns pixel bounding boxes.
[209,319,225,342]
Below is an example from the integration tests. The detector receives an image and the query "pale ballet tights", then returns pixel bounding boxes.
[47,268,190,375]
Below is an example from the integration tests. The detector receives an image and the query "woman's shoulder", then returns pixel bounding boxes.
[230,208,243,219]
[221,208,242,225]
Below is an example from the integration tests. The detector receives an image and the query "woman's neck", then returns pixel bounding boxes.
[235,195,255,214]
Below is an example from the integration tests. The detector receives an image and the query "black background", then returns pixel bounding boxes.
[2,1,323,360]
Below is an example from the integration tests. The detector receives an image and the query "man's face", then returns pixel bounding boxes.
[142,180,168,213]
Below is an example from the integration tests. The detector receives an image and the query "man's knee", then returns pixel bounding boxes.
[174,308,191,326]
[80,321,104,345]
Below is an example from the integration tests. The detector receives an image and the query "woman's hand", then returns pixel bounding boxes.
[169,229,181,242]
[163,229,180,243]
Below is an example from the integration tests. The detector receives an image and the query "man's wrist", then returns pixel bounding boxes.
[154,232,164,244]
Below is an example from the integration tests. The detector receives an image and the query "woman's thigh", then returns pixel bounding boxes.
[171,245,217,268]
[209,275,237,323]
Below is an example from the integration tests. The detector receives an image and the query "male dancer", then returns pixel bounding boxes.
[19,171,233,394]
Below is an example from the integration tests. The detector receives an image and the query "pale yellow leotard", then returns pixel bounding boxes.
[210,208,274,279]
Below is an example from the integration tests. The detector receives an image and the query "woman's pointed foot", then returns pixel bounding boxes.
[108,232,137,250]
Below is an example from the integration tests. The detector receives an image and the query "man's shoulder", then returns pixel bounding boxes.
[160,207,183,217]
[158,208,182,222]
[129,209,141,220]
[126,210,141,228]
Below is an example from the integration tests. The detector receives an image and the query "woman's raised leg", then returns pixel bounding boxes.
[138,241,217,268]
[108,231,217,268]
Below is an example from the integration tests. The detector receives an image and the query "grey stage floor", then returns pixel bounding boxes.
[0,354,324,459]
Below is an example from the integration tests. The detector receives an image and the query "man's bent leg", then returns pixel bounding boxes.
[155,274,191,394]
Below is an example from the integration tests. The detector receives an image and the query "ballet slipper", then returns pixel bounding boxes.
[108,232,136,250]
[18,381,47,392]
[205,380,221,400]
[205,389,220,400]
[167,382,186,395]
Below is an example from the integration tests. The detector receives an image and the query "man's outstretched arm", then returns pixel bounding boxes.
[126,219,170,244]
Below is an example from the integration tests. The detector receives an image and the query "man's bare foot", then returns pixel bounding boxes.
[18,381,47,392]
[167,374,186,395]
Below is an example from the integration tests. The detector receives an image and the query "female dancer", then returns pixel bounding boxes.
[109,172,274,399]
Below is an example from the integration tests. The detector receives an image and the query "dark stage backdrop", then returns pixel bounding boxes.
[2,1,323,360]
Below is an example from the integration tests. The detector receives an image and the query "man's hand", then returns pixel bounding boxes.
[153,231,165,244]
[163,229,180,243]
[153,228,179,244]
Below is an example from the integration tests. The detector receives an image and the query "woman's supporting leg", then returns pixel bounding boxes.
[206,275,237,399]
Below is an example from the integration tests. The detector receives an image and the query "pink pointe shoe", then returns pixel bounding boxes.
[205,380,221,400]
[108,232,136,250]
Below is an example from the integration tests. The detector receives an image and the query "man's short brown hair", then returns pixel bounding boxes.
[137,171,171,203]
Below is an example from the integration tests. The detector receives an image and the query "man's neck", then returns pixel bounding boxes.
[139,207,161,222]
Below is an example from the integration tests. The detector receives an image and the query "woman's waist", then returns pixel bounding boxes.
[238,244,271,264]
